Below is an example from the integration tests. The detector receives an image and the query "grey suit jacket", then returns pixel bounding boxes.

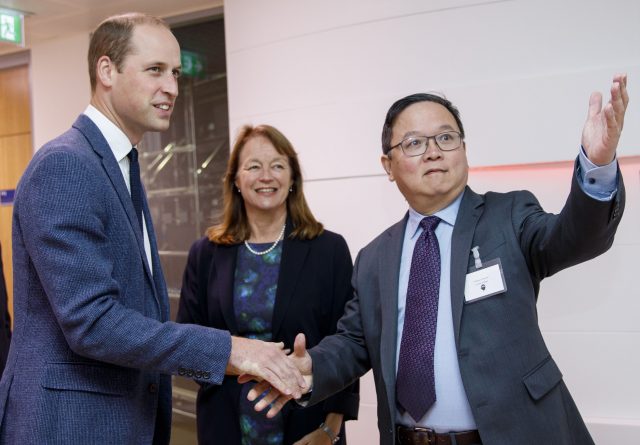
[0,115,232,444]
[309,164,624,445]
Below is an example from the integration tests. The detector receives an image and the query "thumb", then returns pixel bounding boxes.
[293,333,307,358]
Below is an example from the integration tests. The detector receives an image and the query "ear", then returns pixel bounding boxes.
[380,155,394,181]
[96,55,116,89]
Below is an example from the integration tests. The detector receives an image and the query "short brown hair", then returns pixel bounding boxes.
[207,125,323,244]
[88,12,169,92]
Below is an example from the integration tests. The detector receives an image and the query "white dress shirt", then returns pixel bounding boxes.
[84,105,153,270]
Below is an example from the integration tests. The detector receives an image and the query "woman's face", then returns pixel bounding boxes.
[234,136,293,217]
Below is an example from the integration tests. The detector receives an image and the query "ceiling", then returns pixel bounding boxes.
[0,0,222,55]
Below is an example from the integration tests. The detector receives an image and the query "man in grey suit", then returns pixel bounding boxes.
[252,75,628,445]
[0,13,304,444]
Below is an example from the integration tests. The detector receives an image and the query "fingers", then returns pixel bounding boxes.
[247,380,271,401]
[229,337,305,397]
[265,394,291,418]
[237,373,261,384]
[610,74,629,131]
[257,364,298,398]
[254,386,286,411]
[603,103,618,136]
[248,383,292,418]
[587,91,602,121]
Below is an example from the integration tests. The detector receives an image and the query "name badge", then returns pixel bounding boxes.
[464,246,507,303]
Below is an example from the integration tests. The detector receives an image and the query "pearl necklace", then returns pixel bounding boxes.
[244,224,286,256]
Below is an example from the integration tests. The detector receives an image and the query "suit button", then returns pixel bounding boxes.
[178,367,186,376]
[195,370,203,379]
[203,372,211,380]
[148,383,158,393]
[186,369,194,378]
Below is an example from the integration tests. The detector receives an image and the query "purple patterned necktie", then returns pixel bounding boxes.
[396,215,441,421]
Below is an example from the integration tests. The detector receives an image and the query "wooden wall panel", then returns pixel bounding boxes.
[0,66,31,136]
[0,65,33,322]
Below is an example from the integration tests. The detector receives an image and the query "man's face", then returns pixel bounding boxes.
[109,24,181,144]
[381,101,469,215]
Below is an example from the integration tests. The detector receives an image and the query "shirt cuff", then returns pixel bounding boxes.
[577,146,618,201]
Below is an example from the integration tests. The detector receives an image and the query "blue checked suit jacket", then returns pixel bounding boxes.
[0,115,231,444]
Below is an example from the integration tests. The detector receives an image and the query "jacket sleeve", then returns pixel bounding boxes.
[517,159,625,282]
[320,234,360,420]
[18,150,231,384]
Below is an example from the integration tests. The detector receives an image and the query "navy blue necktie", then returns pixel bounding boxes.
[396,215,441,421]
[128,147,144,233]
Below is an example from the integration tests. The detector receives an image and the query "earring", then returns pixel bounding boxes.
[289,187,293,193]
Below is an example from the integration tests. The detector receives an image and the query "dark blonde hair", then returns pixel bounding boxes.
[88,12,169,93]
[207,125,323,244]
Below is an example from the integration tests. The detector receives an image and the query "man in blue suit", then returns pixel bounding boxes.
[0,13,304,444]
[251,75,628,445]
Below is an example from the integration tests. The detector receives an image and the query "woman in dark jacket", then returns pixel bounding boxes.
[177,124,358,445]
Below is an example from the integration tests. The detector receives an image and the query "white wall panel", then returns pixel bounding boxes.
[30,32,90,151]
[225,0,504,52]
[544,332,640,420]
[226,0,639,173]
[226,0,639,442]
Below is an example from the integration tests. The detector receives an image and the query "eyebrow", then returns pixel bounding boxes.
[402,124,456,138]
[146,61,182,70]
[244,156,288,163]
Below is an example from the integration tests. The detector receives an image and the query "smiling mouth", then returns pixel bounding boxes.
[154,104,171,111]
[256,188,277,193]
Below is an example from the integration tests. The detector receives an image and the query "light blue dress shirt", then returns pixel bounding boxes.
[395,150,618,432]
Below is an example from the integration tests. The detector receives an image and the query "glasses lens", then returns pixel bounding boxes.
[401,136,428,156]
[436,132,460,151]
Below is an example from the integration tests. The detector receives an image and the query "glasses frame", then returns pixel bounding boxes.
[388,130,463,157]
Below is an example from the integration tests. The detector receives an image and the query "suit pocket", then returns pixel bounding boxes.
[522,355,563,401]
[41,362,134,396]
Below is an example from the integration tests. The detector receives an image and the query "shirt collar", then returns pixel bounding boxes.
[407,190,465,239]
[83,104,134,162]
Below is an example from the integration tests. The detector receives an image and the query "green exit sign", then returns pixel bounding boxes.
[181,50,206,78]
[0,9,24,45]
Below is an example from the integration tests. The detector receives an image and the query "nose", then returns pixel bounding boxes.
[259,168,274,181]
[422,137,442,160]
[163,73,179,98]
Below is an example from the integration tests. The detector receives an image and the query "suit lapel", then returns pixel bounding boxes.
[450,187,484,346]
[141,193,163,318]
[272,231,308,340]
[379,214,408,414]
[72,116,154,282]
[211,243,240,334]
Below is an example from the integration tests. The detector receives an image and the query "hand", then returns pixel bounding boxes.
[226,336,307,399]
[292,428,333,445]
[239,333,313,418]
[294,413,343,445]
[582,73,629,165]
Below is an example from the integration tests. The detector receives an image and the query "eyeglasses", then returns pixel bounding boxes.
[388,131,463,157]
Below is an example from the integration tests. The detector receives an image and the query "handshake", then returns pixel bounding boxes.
[226,333,313,417]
